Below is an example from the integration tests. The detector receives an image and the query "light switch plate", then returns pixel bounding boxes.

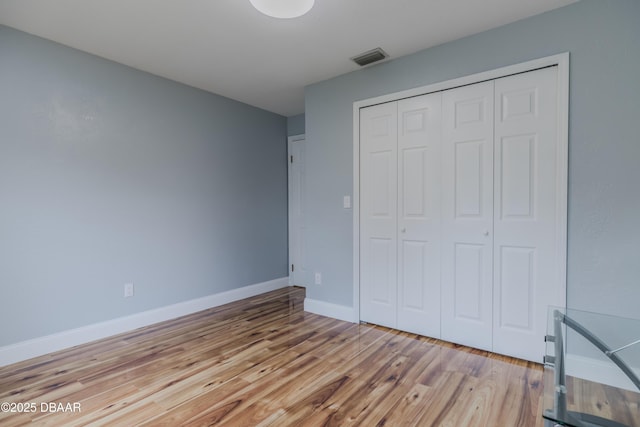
[343,195,351,209]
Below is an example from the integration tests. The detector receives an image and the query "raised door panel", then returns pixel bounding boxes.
[360,102,398,329]
[397,93,442,337]
[493,66,560,362]
[452,243,485,321]
[441,81,494,351]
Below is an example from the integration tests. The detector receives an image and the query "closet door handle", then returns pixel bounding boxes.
[484,230,490,236]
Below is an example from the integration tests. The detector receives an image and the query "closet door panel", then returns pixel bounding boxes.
[441,81,494,351]
[397,93,442,337]
[360,102,398,329]
[493,66,560,362]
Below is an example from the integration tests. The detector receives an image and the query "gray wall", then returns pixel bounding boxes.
[287,114,305,136]
[303,0,640,319]
[0,26,288,346]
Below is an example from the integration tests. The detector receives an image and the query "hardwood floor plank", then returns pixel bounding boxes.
[0,412,33,427]
[413,370,469,426]
[137,377,251,427]
[33,383,140,425]
[181,354,333,425]
[355,379,414,426]
[377,383,438,426]
[567,375,640,427]
[293,336,431,426]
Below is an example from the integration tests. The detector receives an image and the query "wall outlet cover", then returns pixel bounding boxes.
[124,283,134,298]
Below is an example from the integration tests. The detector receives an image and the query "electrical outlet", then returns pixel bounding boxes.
[314,272,322,285]
[124,283,134,298]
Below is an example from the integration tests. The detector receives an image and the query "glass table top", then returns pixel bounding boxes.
[543,307,640,427]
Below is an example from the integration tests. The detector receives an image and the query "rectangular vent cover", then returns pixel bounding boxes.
[351,47,388,67]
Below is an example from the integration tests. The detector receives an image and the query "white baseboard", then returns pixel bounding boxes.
[566,353,640,392]
[304,297,357,323]
[0,277,289,367]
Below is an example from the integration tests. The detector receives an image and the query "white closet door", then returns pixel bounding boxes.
[360,102,398,329]
[397,93,442,337]
[493,67,560,362]
[441,81,495,351]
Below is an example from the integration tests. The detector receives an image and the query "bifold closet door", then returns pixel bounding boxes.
[361,66,563,362]
[441,67,561,362]
[360,101,398,329]
[360,93,442,336]
[492,66,560,362]
[441,81,495,352]
[396,94,442,337]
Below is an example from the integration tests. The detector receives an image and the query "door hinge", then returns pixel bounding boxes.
[290,155,293,164]
[291,264,295,272]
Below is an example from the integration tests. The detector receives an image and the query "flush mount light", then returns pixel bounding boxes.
[249,0,315,19]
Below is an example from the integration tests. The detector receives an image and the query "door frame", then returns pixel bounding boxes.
[352,53,569,323]
[288,134,306,286]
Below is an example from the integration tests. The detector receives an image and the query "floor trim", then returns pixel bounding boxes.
[566,353,640,392]
[304,297,357,323]
[0,277,289,367]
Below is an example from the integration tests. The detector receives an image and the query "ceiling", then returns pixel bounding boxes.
[0,0,577,117]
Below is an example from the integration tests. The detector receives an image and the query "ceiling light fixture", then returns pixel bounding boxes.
[249,0,315,19]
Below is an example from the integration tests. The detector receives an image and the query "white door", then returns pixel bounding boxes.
[288,135,306,286]
[492,67,560,362]
[397,93,442,337]
[360,102,398,329]
[441,81,495,351]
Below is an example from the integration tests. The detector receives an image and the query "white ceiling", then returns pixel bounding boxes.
[0,0,577,116]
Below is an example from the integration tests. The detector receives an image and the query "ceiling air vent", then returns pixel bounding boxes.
[351,47,388,67]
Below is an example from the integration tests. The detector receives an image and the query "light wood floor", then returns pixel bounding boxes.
[562,375,640,427]
[1,287,548,426]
